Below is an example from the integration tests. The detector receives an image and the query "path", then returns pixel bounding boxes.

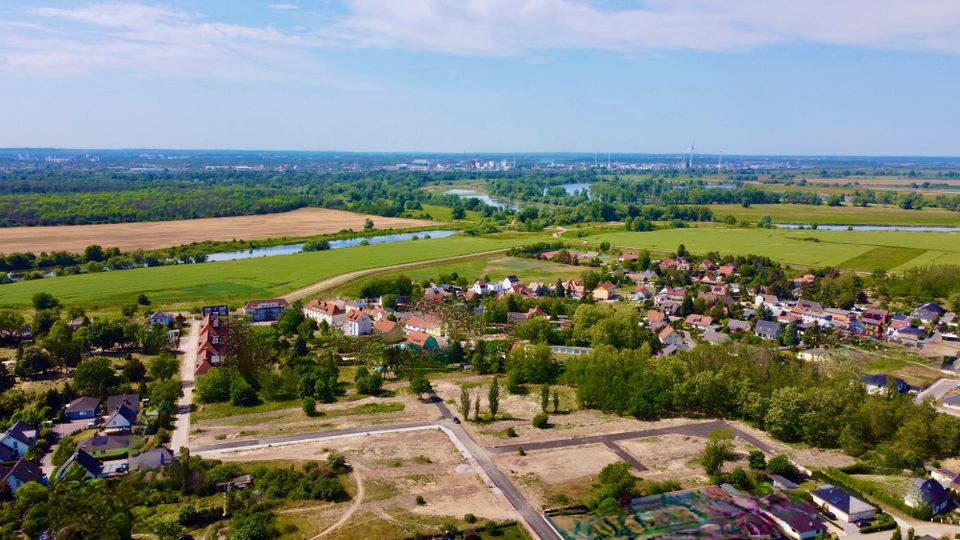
[602,441,648,472]
[311,467,365,539]
[915,377,960,404]
[171,319,199,452]
[279,249,508,302]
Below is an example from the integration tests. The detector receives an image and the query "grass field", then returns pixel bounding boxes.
[0,232,548,309]
[592,226,960,272]
[707,203,960,226]
[326,255,583,297]
[0,207,438,253]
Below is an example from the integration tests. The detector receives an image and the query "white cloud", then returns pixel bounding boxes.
[328,0,960,56]
[268,3,298,10]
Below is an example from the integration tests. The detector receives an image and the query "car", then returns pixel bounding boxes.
[822,510,836,520]
[86,421,99,429]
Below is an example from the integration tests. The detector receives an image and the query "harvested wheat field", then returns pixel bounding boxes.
[0,208,437,253]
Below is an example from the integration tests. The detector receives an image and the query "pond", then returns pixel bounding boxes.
[776,224,960,232]
[444,188,519,210]
[206,230,459,262]
[546,182,593,199]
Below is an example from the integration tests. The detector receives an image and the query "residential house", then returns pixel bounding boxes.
[469,279,491,296]
[404,315,443,337]
[0,459,40,493]
[645,310,667,327]
[108,393,140,417]
[701,329,730,345]
[105,404,137,431]
[373,320,404,344]
[861,308,889,338]
[699,259,716,271]
[755,320,782,341]
[684,314,713,331]
[0,422,36,461]
[562,279,585,298]
[242,298,290,322]
[913,303,947,325]
[405,331,439,351]
[130,447,176,471]
[56,449,103,481]
[197,314,228,372]
[342,310,372,336]
[630,284,653,301]
[79,434,129,458]
[64,396,101,420]
[810,486,876,523]
[755,294,781,312]
[861,374,910,395]
[792,274,816,287]
[501,275,520,291]
[303,299,346,326]
[824,308,856,331]
[727,319,752,333]
[929,467,958,487]
[717,264,736,277]
[592,281,617,301]
[656,286,686,304]
[148,311,174,326]
[658,299,682,316]
[906,479,950,515]
[659,326,683,347]
[942,312,957,328]
[762,495,827,540]
[202,305,229,317]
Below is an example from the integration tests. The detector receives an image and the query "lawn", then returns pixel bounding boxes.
[591,227,960,271]
[706,203,960,226]
[326,255,584,297]
[0,232,548,309]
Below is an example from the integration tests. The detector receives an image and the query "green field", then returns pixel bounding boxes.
[707,203,960,226]
[592,227,960,272]
[327,255,583,297]
[0,233,547,309]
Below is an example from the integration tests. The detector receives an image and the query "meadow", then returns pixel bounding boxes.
[0,233,548,309]
[706,203,960,226]
[592,226,960,272]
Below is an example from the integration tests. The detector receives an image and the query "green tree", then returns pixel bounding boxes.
[43,320,81,368]
[15,344,53,379]
[540,384,550,412]
[592,461,636,507]
[410,374,432,399]
[302,396,316,417]
[122,357,147,382]
[31,292,60,310]
[552,388,560,413]
[488,376,500,418]
[459,386,471,421]
[137,293,151,306]
[72,357,118,397]
[700,431,735,477]
[532,412,549,429]
[195,367,234,403]
[747,450,766,471]
[229,377,259,406]
[151,517,181,540]
[364,218,374,230]
[147,354,179,381]
[150,379,183,408]
[766,454,797,478]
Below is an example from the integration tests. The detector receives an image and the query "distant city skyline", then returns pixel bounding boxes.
[1,1,959,155]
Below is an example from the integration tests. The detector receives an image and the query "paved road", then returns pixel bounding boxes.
[279,249,509,302]
[915,377,960,404]
[602,441,648,472]
[489,419,777,455]
[171,319,199,452]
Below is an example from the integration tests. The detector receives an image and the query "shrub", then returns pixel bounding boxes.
[415,495,425,505]
[302,397,316,417]
[464,513,476,524]
[505,427,518,438]
[532,412,549,429]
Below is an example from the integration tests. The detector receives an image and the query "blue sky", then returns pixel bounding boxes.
[1,0,959,155]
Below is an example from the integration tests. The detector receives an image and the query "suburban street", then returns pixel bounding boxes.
[171,318,199,452]
[915,377,960,404]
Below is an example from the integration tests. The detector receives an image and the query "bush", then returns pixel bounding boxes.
[195,367,233,403]
[505,427,518,438]
[229,377,259,406]
[532,412,549,429]
[464,513,476,524]
[415,495,425,505]
[302,397,316,417]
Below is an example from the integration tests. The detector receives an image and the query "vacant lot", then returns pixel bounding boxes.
[592,227,960,272]
[0,232,548,308]
[707,203,960,226]
[0,207,436,253]
[216,429,517,539]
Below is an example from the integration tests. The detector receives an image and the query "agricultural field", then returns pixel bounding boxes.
[0,232,548,309]
[707,203,960,226]
[0,207,437,253]
[326,255,583,297]
[591,226,960,272]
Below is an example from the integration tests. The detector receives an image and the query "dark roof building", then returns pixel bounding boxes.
[64,396,101,420]
[0,459,41,493]
[129,447,176,471]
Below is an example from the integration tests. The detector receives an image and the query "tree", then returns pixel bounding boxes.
[781,321,800,347]
[473,396,481,420]
[700,431,735,477]
[592,461,636,507]
[364,218,374,230]
[276,306,306,336]
[302,396,316,417]
[195,367,234,403]
[514,317,556,344]
[122,357,147,382]
[31,292,60,310]
[532,412,549,429]
[540,384,550,412]
[0,309,25,338]
[488,376,500,418]
[72,357,119,397]
[151,517,181,540]
[459,386,471,421]
[747,450,766,471]
[410,374,432,399]
[766,454,797,479]
[552,388,560,413]
[136,293,151,306]
[42,320,81,368]
[451,206,466,219]
[148,354,179,381]
[355,370,383,395]
[229,377,259,406]
[890,526,902,540]
[15,481,48,510]
[150,379,183,408]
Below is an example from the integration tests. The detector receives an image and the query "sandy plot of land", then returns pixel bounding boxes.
[0,207,437,253]
[618,434,756,483]
[495,444,621,484]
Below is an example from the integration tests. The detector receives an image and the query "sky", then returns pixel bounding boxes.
[1,0,959,155]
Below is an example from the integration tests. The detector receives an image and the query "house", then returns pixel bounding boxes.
[824,308,855,331]
[755,294,781,311]
[861,374,910,395]
[303,299,345,326]
[762,495,826,540]
[929,467,959,487]
[592,281,617,301]
[630,285,653,301]
[0,459,41,493]
[501,275,520,291]
[56,449,103,481]
[684,314,713,330]
[373,320,404,344]
[64,396,101,420]
[701,329,730,345]
[202,305,229,317]
[727,319,752,333]
[906,478,950,515]
[243,298,290,322]
[79,434,130,458]
[891,326,923,346]
[342,310,372,336]
[405,331,439,351]
[810,486,876,523]
[913,303,947,324]
[148,311,174,326]
[198,314,228,368]
[717,264,736,277]
[562,279,585,298]
[656,286,686,304]
[104,403,137,430]
[768,474,800,490]
[0,422,36,461]
[469,279,491,296]
[755,320,782,340]
[404,315,443,338]
[646,310,667,326]
[659,325,683,347]
[130,447,176,471]
[108,393,140,417]
[942,312,957,328]
[797,348,829,362]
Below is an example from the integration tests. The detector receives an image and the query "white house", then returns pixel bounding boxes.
[0,422,36,461]
[342,310,372,336]
[303,299,345,326]
[810,487,876,523]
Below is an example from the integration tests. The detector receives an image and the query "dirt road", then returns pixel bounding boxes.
[171,319,199,452]
[279,249,509,301]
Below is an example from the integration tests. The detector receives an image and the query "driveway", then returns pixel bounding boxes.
[171,319,199,452]
[915,378,960,404]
